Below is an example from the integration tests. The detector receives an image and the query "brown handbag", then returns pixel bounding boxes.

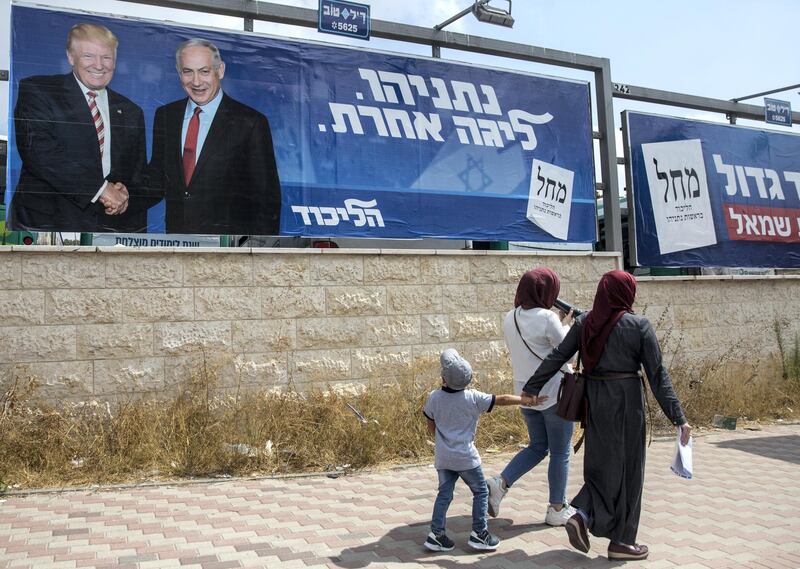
[556,351,586,422]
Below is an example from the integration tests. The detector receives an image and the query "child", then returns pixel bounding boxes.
[422,348,524,552]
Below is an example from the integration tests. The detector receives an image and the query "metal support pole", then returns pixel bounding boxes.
[594,59,622,253]
[244,17,253,31]
[731,83,800,103]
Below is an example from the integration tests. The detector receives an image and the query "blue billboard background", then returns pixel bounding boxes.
[7,4,596,241]
[626,111,800,268]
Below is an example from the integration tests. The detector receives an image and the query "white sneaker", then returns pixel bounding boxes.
[545,503,576,526]
[486,475,507,518]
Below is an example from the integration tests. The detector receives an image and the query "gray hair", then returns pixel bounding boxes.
[175,39,223,70]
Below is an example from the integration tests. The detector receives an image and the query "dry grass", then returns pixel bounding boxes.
[645,315,800,430]
[0,358,528,491]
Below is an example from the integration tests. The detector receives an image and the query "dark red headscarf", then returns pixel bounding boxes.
[580,270,637,373]
[514,268,560,310]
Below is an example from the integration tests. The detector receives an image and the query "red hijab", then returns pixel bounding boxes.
[514,268,560,310]
[580,270,637,373]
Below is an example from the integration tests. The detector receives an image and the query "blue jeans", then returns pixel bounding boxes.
[501,405,574,504]
[431,466,488,535]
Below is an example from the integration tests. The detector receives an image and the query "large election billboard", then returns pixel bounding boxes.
[624,111,800,268]
[5,3,596,241]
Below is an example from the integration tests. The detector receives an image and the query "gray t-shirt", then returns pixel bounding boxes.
[423,386,496,471]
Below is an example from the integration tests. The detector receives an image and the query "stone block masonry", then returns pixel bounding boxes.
[0,247,797,401]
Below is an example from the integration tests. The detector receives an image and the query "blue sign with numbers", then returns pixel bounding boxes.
[764,98,792,127]
[319,0,370,41]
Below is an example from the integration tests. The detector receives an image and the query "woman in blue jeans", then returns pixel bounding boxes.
[486,268,576,526]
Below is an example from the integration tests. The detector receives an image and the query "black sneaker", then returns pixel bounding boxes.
[468,529,500,551]
[424,532,455,552]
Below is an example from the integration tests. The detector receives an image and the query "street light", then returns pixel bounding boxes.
[432,0,514,57]
[473,0,515,27]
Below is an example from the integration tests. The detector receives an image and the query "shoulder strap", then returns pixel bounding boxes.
[514,308,579,373]
[513,308,547,362]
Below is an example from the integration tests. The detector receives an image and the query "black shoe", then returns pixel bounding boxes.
[424,532,455,552]
[565,513,590,553]
[608,543,649,560]
[468,529,500,551]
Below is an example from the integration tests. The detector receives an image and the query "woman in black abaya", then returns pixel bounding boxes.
[521,270,691,561]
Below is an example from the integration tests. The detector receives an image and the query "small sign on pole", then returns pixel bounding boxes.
[318,0,370,40]
[764,98,792,126]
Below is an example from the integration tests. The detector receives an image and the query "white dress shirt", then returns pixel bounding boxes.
[74,75,111,203]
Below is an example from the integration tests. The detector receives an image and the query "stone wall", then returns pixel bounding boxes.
[0,247,797,401]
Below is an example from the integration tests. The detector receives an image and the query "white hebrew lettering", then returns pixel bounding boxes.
[412,112,444,141]
[293,199,385,228]
[764,169,785,200]
[783,171,800,200]
[345,198,385,227]
[407,75,429,98]
[291,205,312,225]
[378,71,415,105]
[358,68,385,102]
[713,154,737,196]
[508,109,553,151]
[357,106,388,136]
[497,121,516,142]
[743,213,759,235]
[330,103,364,134]
[728,207,743,234]
[307,207,326,225]
[453,116,484,146]
[430,78,453,110]
[734,165,751,198]
[451,81,483,113]
[480,85,502,115]
[384,109,416,138]
[477,119,503,147]
[744,167,768,199]
[319,207,340,226]
[758,215,776,236]
[775,217,791,237]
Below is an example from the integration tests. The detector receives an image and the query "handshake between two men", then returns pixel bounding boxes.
[100,181,129,216]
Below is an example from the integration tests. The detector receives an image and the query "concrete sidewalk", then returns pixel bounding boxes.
[1,423,799,569]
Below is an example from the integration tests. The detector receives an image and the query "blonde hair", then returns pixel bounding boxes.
[66,23,118,53]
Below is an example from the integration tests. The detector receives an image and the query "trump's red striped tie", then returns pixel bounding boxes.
[87,91,104,157]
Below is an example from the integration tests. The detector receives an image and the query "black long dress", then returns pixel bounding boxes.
[524,312,686,545]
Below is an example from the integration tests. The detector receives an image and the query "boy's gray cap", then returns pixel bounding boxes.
[440,348,472,390]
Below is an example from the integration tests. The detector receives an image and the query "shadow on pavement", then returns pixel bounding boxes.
[328,515,612,568]
[712,434,800,465]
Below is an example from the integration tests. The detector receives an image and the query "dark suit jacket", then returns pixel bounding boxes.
[149,93,281,235]
[10,73,152,232]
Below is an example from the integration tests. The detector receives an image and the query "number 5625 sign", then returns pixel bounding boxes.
[319,0,371,40]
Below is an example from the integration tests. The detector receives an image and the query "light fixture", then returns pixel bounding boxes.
[473,0,514,28]
[433,0,514,31]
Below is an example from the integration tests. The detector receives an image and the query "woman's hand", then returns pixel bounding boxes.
[521,392,548,406]
[679,422,692,446]
[560,308,575,326]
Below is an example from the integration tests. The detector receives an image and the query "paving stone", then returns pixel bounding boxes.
[1,424,799,568]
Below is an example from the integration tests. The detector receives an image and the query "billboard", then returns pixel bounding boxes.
[6,3,597,242]
[624,111,800,268]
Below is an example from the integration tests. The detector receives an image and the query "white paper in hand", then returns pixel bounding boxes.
[670,428,693,479]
